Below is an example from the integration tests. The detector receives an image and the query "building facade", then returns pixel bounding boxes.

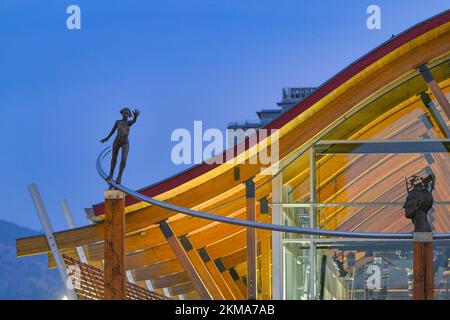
[16,10,450,300]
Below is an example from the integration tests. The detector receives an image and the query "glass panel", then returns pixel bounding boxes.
[282,149,311,204]
[284,240,416,300]
[280,204,450,239]
[434,240,450,300]
[282,150,450,233]
[277,60,450,300]
[282,207,311,239]
[315,141,450,155]
[315,240,414,300]
[284,239,450,300]
[313,151,449,233]
[284,242,311,300]
[276,69,450,300]
[321,73,446,142]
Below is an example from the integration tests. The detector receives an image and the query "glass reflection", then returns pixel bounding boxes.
[283,240,450,300]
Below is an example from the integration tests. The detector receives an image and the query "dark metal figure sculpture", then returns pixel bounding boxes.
[403,174,436,232]
[100,108,140,184]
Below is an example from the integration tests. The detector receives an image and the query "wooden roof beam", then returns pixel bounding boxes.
[198,247,236,300]
[177,236,225,300]
[213,258,245,300]
[17,32,450,258]
[134,259,183,281]
[153,271,190,289]
[169,282,196,296]
[159,221,212,300]
[419,64,450,121]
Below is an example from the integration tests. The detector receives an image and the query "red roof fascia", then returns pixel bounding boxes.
[92,10,450,215]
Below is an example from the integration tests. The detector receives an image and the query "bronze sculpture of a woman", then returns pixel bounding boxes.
[100,108,140,184]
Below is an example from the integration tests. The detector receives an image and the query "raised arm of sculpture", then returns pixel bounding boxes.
[99,107,140,184]
[128,109,140,126]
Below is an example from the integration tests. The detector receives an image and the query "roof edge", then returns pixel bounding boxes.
[92,9,450,215]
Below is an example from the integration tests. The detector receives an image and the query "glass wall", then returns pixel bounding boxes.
[283,239,450,300]
[277,62,450,299]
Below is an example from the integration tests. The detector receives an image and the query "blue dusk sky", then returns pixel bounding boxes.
[0,1,448,231]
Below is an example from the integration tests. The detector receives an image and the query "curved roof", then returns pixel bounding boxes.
[16,10,450,299]
[89,9,450,215]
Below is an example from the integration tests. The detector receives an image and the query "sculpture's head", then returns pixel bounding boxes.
[403,174,435,220]
[403,188,433,219]
[120,107,132,118]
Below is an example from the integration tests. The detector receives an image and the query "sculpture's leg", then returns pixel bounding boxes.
[107,141,120,181]
[116,143,129,184]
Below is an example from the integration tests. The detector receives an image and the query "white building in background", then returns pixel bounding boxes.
[278,87,316,112]
[227,87,316,133]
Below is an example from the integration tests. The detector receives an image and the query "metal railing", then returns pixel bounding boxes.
[97,146,450,240]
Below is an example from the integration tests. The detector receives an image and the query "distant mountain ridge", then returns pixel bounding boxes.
[0,219,65,299]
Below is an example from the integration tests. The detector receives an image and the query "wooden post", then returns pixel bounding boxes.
[103,190,126,300]
[259,197,272,300]
[413,232,434,300]
[245,178,257,300]
[271,169,283,300]
[419,65,450,120]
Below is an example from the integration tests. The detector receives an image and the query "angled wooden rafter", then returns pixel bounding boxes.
[229,267,247,297]
[214,258,245,300]
[178,236,225,300]
[17,31,450,260]
[419,64,450,120]
[159,220,211,299]
[198,247,235,300]
[13,19,450,299]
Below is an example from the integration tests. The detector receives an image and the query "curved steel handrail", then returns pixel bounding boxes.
[97,147,450,240]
